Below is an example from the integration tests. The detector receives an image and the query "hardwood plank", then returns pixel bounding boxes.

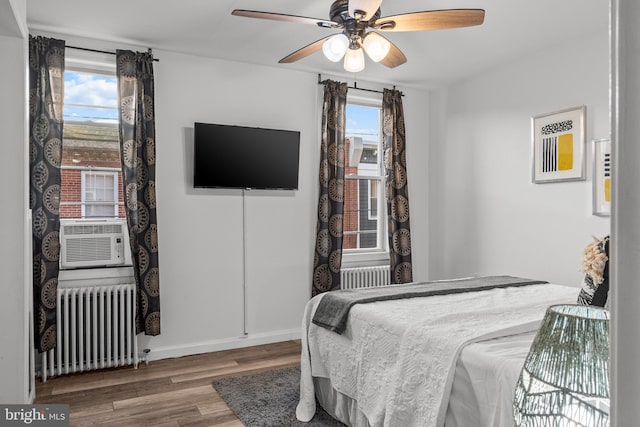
[170,354,301,383]
[178,412,239,427]
[113,385,216,410]
[196,398,230,416]
[50,359,239,395]
[35,340,302,426]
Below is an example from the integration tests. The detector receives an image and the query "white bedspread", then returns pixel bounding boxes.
[296,283,578,427]
[445,331,537,427]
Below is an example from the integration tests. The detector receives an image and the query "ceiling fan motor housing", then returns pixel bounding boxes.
[330,0,381,25]
[330,0,379,48]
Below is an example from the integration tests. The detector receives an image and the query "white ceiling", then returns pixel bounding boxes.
[26,0,609,88]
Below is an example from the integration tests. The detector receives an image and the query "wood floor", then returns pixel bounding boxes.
[35,340,302,427]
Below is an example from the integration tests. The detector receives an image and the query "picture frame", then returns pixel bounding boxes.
[593,138,611,216]
[531,106,586,183]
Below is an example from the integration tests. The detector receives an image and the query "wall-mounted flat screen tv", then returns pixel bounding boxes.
[194,122,300,190]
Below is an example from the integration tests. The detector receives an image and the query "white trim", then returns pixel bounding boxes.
[25,210,34,403]
[65,50,118,75]
[342,249,389,267]
[347,92,384,107]
[62,165,120,172]
[142,328,302,362]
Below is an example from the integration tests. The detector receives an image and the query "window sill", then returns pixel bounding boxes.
[58,265,135,288]
[342,250,389,268]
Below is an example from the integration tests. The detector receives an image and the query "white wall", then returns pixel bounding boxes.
[428,30,611,286]
[14,29,429,364]
[133,50,431,359]
[0,0,29,403]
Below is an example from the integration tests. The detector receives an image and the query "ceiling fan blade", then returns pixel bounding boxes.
[374,34,407,68]
[232,9,340,29]
[279,35,335,63]
[373,9,485,32]
[348,0,383,21]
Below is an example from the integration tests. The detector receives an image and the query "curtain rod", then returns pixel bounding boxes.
[66,45,159,62]
[317,74,403,96]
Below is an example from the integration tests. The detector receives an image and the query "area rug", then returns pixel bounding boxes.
[212,365,346,426]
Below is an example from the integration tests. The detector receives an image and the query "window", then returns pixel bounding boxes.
[60,69,125,219]
[82,170,118,218]
[343,100,386,255]
[368,180,378,220]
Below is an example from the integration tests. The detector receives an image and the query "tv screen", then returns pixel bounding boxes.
[193,122,301,190]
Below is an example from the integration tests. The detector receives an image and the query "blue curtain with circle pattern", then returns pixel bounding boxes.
[29,35,65,353]
[116,50,161,336]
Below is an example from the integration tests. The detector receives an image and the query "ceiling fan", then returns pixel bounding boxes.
[232,0,485,73]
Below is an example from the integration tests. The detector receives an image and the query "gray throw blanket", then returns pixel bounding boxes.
[312,275,548,334]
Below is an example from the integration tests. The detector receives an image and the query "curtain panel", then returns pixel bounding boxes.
[312,80,348,296]
[29,35,65,353]
[382,89,413,284]
[116,50,161,335]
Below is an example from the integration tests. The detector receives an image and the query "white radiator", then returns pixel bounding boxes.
[41,284,138,381]
[341,265,391,290]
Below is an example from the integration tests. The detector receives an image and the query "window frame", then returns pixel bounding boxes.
[81,169,119,218]
[342,94,388,266]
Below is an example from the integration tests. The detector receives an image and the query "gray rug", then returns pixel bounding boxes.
[212,365,346,427]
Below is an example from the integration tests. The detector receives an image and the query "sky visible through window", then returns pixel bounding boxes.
[64,71,118,124]
[346,104,379,142]
[63,72,381,136]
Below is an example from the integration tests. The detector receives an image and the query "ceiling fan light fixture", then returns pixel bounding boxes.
[232,3,485,71]
[363,32,391,62]
[344,47,365,72]
[322,34,349,62]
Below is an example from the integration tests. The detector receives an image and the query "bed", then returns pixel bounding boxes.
[295,276,579,427]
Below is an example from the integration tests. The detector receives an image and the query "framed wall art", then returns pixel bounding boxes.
[593,138,611,216]
[531,106,586,183]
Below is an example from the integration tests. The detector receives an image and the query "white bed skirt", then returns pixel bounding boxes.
[313,331,536,427]
[314,377,370,427]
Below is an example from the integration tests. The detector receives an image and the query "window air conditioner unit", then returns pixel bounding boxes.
[59,219,132,269]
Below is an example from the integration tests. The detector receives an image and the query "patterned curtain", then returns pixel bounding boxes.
[29,36,65,353]
[312,80,348,296]
[116,50,161,335]
[383,89,413,284]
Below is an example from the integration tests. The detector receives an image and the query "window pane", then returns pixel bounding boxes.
[361,147,378,164]
[64,71,118,124]
[344,102,383,252]
[343,177,379,250]
[60,69,124,220]
[369,180,378,219]
[345,104,380,143]
[85,204,116,218]
[64,105,118,123]
[85,173,116,202]
[345,104,381,173]
[80,171,118,218]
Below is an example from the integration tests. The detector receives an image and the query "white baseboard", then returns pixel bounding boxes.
[142,328,302,362]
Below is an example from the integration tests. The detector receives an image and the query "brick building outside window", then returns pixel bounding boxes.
[60,70,125,220]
